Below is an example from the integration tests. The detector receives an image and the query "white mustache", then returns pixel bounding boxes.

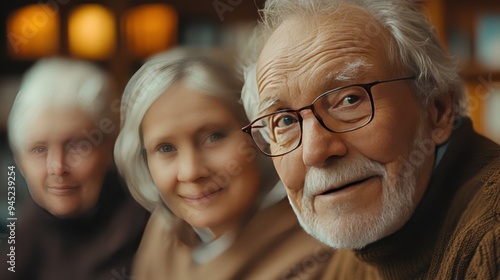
[304,156,387,197]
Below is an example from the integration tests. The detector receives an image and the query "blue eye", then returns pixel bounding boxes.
[274,114,299,128]
[207,132,225,143]
[158,144,176,153]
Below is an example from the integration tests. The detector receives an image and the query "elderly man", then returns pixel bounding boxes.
[241,0,499,279]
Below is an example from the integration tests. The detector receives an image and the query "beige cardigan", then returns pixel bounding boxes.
[132,199,333,280]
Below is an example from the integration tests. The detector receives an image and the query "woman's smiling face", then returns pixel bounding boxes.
[141,81,261,237]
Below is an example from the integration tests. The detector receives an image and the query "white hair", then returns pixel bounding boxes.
[114,47,277,211]
[241,0,467,120]
[8,57,118,153]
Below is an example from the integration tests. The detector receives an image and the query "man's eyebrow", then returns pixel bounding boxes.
[256,60,373,116]
[322,59,373,83]
[258,97,280,115]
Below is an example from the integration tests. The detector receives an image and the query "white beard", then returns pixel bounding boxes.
[290,125,430,249]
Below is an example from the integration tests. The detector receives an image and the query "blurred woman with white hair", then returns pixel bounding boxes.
[1,57,149,280]
[114,48,332,279]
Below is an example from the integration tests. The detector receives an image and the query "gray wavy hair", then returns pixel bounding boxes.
[241,0,467,120]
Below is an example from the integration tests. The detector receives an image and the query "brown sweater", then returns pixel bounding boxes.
[322,118,499,279]
[133,199,334,280]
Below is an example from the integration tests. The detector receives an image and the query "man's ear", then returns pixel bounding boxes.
[428,93,454,145]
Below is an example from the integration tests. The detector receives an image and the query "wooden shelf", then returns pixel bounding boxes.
[459,63,500,81]
[422,0,500,143]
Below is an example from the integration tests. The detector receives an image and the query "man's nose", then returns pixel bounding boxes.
[300,112,347,167]
[177,149,210,183]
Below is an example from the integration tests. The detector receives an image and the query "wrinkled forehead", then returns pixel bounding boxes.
[256,6,393,102]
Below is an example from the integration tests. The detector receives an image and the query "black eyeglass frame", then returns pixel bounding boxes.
[242,75,417,157]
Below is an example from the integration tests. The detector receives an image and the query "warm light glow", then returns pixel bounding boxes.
[124,4,177,59]
[7,5,60,59]
[68,5,116,59]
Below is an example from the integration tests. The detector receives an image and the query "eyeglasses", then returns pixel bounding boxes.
[242,75,416,157]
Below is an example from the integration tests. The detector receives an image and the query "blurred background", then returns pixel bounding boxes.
[0,0,265,237]
[0,0,499,234]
